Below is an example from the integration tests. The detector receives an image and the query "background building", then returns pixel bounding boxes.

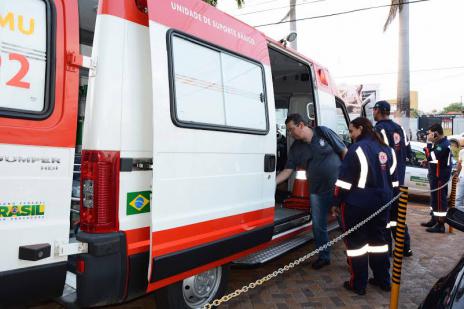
[387,91,419,114]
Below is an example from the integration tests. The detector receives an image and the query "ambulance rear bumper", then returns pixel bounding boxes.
[0,261,67,306]
[75,231,127,307]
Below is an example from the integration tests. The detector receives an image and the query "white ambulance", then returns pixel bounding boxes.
[0,0,351,307]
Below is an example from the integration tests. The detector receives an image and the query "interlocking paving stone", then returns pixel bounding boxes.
[34,202,464,309]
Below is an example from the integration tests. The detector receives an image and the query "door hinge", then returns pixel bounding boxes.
[54,241,88,257]
[67,52,97,76]
[120,158,153,172]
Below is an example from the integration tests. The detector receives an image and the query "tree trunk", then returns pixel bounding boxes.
[397,4,410,130]
[289,0,297,50]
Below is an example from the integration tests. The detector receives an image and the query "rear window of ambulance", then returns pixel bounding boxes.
[0,0,54,119]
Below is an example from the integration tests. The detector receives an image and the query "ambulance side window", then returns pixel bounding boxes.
[0,0,55,119]
[168,32,268,134]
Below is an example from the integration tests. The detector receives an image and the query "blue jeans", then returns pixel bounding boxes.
[310,191,333,261]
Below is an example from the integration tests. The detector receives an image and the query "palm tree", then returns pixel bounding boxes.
[384,1,410,128]
[204,0,245,8]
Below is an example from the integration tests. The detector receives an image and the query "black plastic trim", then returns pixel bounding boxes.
[18,243,51,261]
[75,231,127,307]
[0,261,66,306]
[264,154,276,172]
[120,158,134,172]
[120,157,153,172]
[0,0,56,120]
[126,252,150,301]
[166,30,270,136]
[150,224,273,282]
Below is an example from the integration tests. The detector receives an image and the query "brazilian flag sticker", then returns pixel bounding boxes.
[127,191,151,216]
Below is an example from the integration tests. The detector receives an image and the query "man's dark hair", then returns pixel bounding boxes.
[428,123,444,135]
[285,113,309,126]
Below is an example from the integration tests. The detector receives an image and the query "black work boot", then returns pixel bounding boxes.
[403,249,413,257]
[426,223,445,233]
[368,278,391,292]
[343,281,366,295]
[421,219,436,227]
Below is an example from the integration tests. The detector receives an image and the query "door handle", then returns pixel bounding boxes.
[264,154,276,172]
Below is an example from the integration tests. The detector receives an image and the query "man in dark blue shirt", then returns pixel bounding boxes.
[373,101,413,257]
[277,113,347,269]
[421,123,453,233]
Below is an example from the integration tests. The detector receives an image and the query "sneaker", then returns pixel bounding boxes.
[343,281,366,295]
[426,223,445,233]
[311,258,330,270]
[421,220,436,227]
[403,249,413,257]
[368,278,391,292]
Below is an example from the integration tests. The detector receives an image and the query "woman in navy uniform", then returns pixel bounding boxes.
[332,117,398,295]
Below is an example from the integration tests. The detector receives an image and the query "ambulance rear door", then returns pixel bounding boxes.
[0,0,80,305]
[146,0,276,288]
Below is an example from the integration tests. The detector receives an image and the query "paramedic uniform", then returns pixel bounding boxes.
[335,135,398,292]
[375,119,412,254]
[425,137,452,220]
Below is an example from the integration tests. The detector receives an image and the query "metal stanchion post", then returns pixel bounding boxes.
[449,174,458,233]
[390,186,409,309]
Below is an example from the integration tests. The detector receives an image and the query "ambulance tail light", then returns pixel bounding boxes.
[80,150,120,233]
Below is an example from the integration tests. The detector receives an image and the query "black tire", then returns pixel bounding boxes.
[154,264,230,309]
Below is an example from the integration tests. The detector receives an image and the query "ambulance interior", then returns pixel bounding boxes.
[70,0,97,234]
[269,47,315,232]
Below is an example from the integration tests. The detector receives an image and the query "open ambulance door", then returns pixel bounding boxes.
[146,0,276,305]
[0,0,80,305]
[361,94,376,124]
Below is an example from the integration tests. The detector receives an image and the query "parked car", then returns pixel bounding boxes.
[447,132,464,147]
[405,141,455,197]
[419,208,464,308]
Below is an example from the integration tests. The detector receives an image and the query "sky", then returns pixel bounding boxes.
[218,0,464,113]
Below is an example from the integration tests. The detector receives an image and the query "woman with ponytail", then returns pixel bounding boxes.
[332,117,398,295]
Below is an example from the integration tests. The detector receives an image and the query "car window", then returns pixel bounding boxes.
[408,149,426,168]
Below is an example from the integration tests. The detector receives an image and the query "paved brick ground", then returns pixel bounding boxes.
[33,201,464,309]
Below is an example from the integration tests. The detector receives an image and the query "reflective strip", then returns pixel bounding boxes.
[430,151,438,164]
[392,181,399,187]
[296,170,307,180]
[335,179,352,190]
[346,244,369,257]
[368,244,389,253]
[448,151,451,166]
[401,126,410,146]
[386,221,397,228]
[380,129,389,145]
[390,148,397,175]
[356,147,368,189]
[433,211,447,217]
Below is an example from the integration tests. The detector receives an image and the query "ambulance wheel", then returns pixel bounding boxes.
[154,264,230,309]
